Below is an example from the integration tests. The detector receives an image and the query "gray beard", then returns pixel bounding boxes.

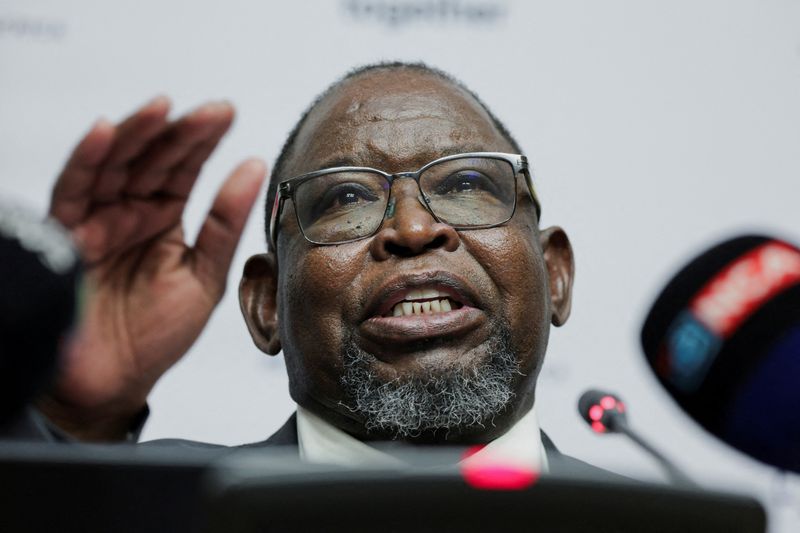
[339,325,522,440]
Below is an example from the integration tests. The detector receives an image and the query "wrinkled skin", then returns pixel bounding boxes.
[241,68,574,443]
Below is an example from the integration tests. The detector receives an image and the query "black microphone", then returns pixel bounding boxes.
[0,202,81,425]
[641,235,800,473]
[578,389,695,486]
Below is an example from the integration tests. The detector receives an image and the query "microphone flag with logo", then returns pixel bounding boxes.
[641,235,800,473]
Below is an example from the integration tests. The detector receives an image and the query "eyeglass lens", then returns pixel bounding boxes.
[293,156,517,244]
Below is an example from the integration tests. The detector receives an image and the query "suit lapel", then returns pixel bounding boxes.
[238,413,299,449]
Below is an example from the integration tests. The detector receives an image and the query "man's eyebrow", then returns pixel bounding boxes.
[315,144,503,171]
[437,143,497,158]
[315,156,362,169]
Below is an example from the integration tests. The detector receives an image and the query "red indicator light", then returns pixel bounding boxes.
[589,405,604,422]
[462,464,539,491]
[600,396,616,410]
[460,446,539,491]
[617,402,626,413]
[591,421,606,433]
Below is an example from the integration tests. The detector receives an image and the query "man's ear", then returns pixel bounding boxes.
[239,253,281,355]
[539,226,575,327]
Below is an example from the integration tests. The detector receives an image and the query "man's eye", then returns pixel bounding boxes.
[435,171,496,195]
[317,183,378,213]
[338,191,364,205]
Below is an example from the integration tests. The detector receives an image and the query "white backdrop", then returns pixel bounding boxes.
[1,1,798,530]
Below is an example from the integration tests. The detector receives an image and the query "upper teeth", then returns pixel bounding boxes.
[391,289,455,317]
[405,288,443,300]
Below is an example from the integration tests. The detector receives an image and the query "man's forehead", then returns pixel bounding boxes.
[285,71,511,176]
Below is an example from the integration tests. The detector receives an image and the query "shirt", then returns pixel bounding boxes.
[296,404,550,472]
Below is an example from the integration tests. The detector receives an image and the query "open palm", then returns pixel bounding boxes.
[43,98,265,439]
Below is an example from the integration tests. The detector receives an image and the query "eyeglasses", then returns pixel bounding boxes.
[268,152,540,250]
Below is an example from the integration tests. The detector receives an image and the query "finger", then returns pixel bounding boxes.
[49,119,116,228]
[160,115,234,201]
[92,96,171,202]
[193,158,267,299]
[83,113,233,264]
[124,102,234,198]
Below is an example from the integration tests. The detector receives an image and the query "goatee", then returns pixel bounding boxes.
[339,323,522,440]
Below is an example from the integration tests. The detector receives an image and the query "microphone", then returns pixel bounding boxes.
[578,389,695,486]
[641,235,800,473]
[0,201,81,425]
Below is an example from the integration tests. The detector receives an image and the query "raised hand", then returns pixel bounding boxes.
[41,97,266,440]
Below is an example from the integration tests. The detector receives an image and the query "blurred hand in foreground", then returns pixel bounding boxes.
[41,97,266,440]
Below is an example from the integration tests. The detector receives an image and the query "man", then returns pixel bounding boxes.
[38,62,577,469]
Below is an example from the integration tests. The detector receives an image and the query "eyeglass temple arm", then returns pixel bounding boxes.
[268,191,285,252]
[519,161,542,220]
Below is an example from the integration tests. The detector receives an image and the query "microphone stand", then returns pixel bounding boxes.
[609,415,697,488]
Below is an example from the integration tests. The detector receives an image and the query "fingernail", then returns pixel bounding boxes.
[238,159,267,181]
[247,157,267,173]
[147,95,171,108]
[92,117,113,131]
[206,100,234,113]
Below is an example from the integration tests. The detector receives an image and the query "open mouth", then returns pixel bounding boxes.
[360,273,486,345]
[386,288,464,317]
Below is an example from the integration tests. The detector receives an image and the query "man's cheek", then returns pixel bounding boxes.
[506,238,549,346]
[295,246,365,306]
[466,228,547,357]
[286,247,364,350]
[466,228,542,299]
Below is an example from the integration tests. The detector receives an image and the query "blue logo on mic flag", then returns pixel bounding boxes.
[662,311,723,393]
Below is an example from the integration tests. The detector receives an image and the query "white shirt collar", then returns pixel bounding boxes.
[296,404,549,472]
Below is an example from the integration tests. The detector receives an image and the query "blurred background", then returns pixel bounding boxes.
[1,1,798,530]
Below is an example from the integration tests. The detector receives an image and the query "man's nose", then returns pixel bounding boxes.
[369,178,460,261]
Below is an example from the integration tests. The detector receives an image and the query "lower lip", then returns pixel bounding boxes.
[359,306,486,344]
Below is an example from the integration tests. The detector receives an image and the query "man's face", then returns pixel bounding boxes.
[243,69,573,443]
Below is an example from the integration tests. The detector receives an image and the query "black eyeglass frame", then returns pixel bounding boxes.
[268,152,541,251]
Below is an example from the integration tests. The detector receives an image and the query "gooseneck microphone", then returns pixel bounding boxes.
[641,235,800,473]
[0,201,81,425]
[578,389,696,486]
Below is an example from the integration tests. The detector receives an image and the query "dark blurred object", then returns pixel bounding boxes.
[204,450,764,533]
[0,442,214,533]
[0,201,80,425]
[0,443,766,533]
[642,235,800,473]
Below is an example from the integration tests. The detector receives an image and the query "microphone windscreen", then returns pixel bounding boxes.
[0,202,81,424]
[577,390,605,421]
[641,235,800,472]
[577,390,627,434]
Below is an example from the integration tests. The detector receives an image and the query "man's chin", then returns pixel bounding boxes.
[339,321,523,442]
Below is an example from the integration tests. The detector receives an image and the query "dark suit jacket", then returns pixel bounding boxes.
[144,412,627,480]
